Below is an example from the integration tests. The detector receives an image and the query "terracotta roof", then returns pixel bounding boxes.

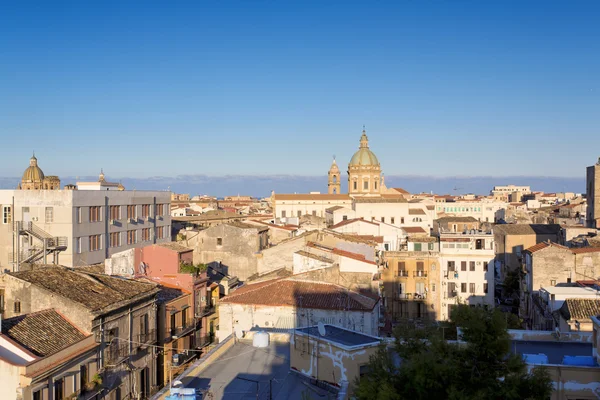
[494,224,562,235]
[426,205,435,210]
[9,266,159,313]
[331,248,377,265]
[558,298,600,321]
[525,242,552,253]
[220,278,378,311]
[273,194,351,201]
[525,242,598,254]
[157,242,193,253]
[1,309,87,357]
[409,208,426,215]
[331,218,379,229]
[403,226,427,234]
[248,220,298,231]
[391,187,410,194]
[296,250,334,264]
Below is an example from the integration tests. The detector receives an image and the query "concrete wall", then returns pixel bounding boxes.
[290,334,379,393]
[217,303,378,341]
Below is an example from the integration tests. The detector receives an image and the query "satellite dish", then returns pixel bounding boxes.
[317,321,326,336]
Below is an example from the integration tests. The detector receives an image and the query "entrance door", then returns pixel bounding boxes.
[22,207,31,223]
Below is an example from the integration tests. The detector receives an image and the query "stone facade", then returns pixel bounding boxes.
[587,158,600,228]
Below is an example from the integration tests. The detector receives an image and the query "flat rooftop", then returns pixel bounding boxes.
[179,341,336,400]
[541,286,600,295]
[511,340,595,365]
[296,325,381,348]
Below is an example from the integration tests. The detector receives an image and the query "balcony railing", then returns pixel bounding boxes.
[170,322,196,339]
[197,333,215,349]
[396,270,409,277]
[105,343,129,364]
[137,329,157,346]
[197,305,216,317]
[413,271,428,278]
[445,271,459,279]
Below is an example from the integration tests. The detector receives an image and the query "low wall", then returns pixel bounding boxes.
[508,329,593,343]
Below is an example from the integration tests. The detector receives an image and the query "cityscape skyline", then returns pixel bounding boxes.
[1,1,599,178]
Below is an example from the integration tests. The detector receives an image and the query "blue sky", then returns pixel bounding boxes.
[1,1,599,179]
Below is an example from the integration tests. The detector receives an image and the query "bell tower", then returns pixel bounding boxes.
[328,157,341,194]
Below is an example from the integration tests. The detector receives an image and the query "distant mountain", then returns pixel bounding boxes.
[0,174,585,198]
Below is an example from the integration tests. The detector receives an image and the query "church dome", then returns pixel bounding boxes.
[22,155,45,182]
[349,130,379,167]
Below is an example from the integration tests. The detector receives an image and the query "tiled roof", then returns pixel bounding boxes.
[391,187,410,194]
[403,226,427,234]
[494,224,562,235]
[325,206,346,212]
[273,194,351,201]
[571,247,600,254]
[525,242,599,254]
[227,221,269,232]
[331,218,379,229]
[9,266,159,313]
[157,242,193,253]
[426,205,435,210]
[409,208,426,215]
[558,299,600,321]
[525,242,552,253]
[220,278,378,311]
[331,248,377,265]
[1,309,87,357]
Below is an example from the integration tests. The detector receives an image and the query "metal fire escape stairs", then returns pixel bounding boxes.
[11,221,68,269]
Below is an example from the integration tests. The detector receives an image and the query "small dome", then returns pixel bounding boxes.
[22,155,45,182]
[349,130,379,167]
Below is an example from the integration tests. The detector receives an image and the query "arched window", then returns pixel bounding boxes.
[333,176,337,184]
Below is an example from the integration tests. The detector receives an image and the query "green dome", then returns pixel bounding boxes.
[349,130,379,166]
[349,148,379,166]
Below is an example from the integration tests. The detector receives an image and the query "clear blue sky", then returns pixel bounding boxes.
[1,1,598,179]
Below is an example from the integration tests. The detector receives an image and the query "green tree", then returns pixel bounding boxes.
[179,262,208,276]
[355,305,553,400]
[503,268,522,299]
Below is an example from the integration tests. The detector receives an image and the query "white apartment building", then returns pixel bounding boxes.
[0,189,171,271]
[438,231,495,320]
[434,200,507,223]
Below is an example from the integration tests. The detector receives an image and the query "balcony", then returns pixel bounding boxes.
[447,290,458,298]
[197,305,216,317]
[170,321,196,340]
[413,271,428,278]
[445,271,459,279]
[197,333,215,349]
[136,329,157,347]
[105,343,129,365]
[396,270,409,278]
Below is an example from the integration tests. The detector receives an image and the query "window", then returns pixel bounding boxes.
[75,237,82,254]
[76,207,82,223]
[297,210,301,217]
[470,261,476,271]
[140,313,148,335]
[54,378,64,400]
[110,232,121,247]
[170,313,176,334]
[2,206,11,224]
[312,210,317,216]
[428,243,435,251]
[342,215,348,221]
[14,300,20,313]
[416,282,425,294]
[80,364,88,389]
[156,226,168,240]
[416,261,424,272]
[484,283,488,293]
[0,289,4,314]
[109,205,121,220]
[470,283,476,294]
[281,210,286,218]
[353,181,357,190]
[45,207,53,223]
[391,217,395,224]
[156,203,166,216]
[181,309,187,328]
[431,283,436,292]
[374,181,378,190]
[363,181,368,190]
[141,204,151,218]
[127,230,136,245]
[447,261,455,271]
[483,262,488,272]
[381,217,385,223]
[414,243,422,251]
[397,261,406,276]
[461,283,467,293]
[551,280,556,286]
[127,205,137,219]
[142,228,151,241]
[461,261,467,271]
[89,206,101,222]
[33,390,42,400]
[89,235,101,251]
[401,217,405,224]
[217,237,223,246]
